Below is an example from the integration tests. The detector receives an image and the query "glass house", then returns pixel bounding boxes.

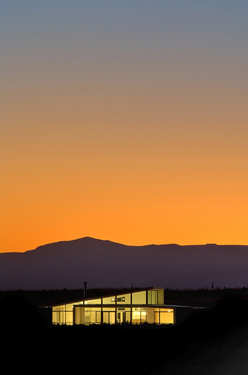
[52,287,175,326]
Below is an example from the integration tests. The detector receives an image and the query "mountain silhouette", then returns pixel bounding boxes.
[1,237,248,290]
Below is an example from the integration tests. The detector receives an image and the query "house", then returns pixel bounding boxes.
[51,287,176,325]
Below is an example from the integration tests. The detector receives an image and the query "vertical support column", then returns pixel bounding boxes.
[130,291,133,324]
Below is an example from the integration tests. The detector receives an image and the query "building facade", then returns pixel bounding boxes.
[52,287,175,326]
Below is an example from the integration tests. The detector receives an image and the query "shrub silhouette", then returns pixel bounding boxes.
[0,293,46,332]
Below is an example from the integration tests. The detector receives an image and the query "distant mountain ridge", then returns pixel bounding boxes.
[1,237,248,290]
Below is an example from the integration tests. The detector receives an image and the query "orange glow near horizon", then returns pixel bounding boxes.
[2,88,248,252]
[1,2,248,252]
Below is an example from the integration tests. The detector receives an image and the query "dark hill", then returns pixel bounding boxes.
[0,237,248,290]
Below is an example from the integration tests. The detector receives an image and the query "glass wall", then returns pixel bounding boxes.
[102,293,131,304]
[54,305,174,325]
[52,288,166,325]
[132,308,147,324]
[117,294,131,304]
[154,308,174,324]
[102,296,116,304]
[132,291,146,304]
[84,307,101,324]
[73,306,132,325]
[52,304,73,325]
[116,308,131,323]
[102,308,116,324]
[148,290,158,304]
[52,306,65,325]
[84,298,101,305]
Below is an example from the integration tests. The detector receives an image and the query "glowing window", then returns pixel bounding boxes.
[102,296,116,304]
[154,308,174,324]
[132,291,146,304]
[103,311,116,324]
[117,294,131,304]
[148,290,158,304]
[132,308,147,324]
[85,298,101,305]
[84,307,101,324]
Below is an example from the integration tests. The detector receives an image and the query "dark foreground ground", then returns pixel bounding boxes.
[1,288,248,374]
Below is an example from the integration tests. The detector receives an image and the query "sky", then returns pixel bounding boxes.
[1,1,248,252]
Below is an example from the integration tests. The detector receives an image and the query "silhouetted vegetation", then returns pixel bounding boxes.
[0,293,46,331]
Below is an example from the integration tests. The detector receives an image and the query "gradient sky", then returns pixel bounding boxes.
[1,1,248,252]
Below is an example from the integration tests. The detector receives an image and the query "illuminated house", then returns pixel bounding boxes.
[52,287,175,325]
